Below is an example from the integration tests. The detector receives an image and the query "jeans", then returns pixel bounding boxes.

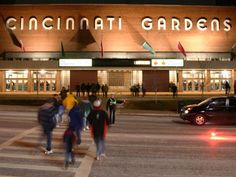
[64,143,74,163]
[94,137,105,156]
[83,117,88,129]
[74,128,81,145]
[44,130,52,151]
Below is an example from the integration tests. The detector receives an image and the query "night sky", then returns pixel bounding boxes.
[0,0,235,6]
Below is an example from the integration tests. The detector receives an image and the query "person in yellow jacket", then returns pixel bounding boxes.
[63,92,78,113]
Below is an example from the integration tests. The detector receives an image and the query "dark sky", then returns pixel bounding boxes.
[0,0,235,6]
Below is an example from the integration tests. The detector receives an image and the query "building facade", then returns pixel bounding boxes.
[0,4,236,94]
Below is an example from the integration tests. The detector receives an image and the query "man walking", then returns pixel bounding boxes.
[38,99,57,154]
[87,99,109,160]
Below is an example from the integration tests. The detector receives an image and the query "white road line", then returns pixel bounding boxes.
[0,162,76,172]
[0,126,40,150]
[6,146,89,154]
[0,152,67,161]
[74,141,95,177]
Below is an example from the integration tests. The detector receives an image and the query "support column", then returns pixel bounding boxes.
[27,70,32,92]
[56,70,61,92]
[0,71,4,92]
[177,70,183,92]
[206,70,211,92]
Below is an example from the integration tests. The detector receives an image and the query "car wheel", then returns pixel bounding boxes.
[193,114,206,126]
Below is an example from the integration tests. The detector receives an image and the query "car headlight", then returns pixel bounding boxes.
[184,107,192,114]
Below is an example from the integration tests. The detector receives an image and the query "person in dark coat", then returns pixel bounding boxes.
[225,81,231,95]
[38,99,57,154]
[87,99,110,160]
[76,84,81,97]
[68,104,84,145]
[63,127,76,169]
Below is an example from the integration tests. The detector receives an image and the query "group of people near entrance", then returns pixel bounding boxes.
[37,90,124,169]
[75,83,109,98]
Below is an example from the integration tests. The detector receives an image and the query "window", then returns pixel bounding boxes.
[209,98,226,108]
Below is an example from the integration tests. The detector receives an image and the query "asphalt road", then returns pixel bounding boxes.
[0,108,236,177]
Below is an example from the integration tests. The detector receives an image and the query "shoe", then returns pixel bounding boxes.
[45,150,53,155]
[86,126,90,130]
[95,156,100,160]
[101,153,107,158]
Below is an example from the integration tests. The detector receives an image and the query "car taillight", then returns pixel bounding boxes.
[210,131,236,141]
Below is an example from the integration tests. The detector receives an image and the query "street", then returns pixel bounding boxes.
[0,107,236,177]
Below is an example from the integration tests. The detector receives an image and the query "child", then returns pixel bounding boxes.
[63,127,76,168]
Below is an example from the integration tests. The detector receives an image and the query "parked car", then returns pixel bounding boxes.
[180,96,236,125]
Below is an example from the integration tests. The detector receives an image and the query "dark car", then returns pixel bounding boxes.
[180,96,236,125]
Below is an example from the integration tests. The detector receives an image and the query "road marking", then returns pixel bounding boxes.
[74,141,95,177]
[0,126,40,150]
[0,162,76,172]
[0,152,67,161]
[6,146,89,154]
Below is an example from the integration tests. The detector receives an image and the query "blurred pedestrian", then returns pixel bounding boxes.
[68,104,84,146]
[87,99,110,160]
[38,99,57,154]
[141,83,146,97]
[63,92,78,121]
[76,84,81,97]
[104,84,109,97]
[63,127,76,169]
[225,81,231,95]
[79,99,93,131]
[171,84,178,98]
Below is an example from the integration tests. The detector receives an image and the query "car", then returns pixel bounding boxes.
[180,96,236,126]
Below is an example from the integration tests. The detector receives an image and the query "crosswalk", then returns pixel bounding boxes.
[0,111,95,177]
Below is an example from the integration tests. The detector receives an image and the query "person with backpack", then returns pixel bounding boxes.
[68,103,84,146]
[38,99,57,154]
[63,127,76,169]
[87,99,110,160]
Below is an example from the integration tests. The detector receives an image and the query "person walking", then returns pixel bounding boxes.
[68,104,84,146]
[63,127,76,169]
[225,81,231,95]
[63,92,78,122]
[106,94,124,124]
[104,84,109,97]
[38,99,57,154]
[171,84,178,98]
[79,99,93,131]
[76,84,81,97]
[87,99,110,160]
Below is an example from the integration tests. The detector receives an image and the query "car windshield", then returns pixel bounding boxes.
[198,98,213,106]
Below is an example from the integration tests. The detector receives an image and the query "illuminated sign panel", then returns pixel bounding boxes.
[151,59,184,67]
[134,60,151,65]
[59,59,92,67]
